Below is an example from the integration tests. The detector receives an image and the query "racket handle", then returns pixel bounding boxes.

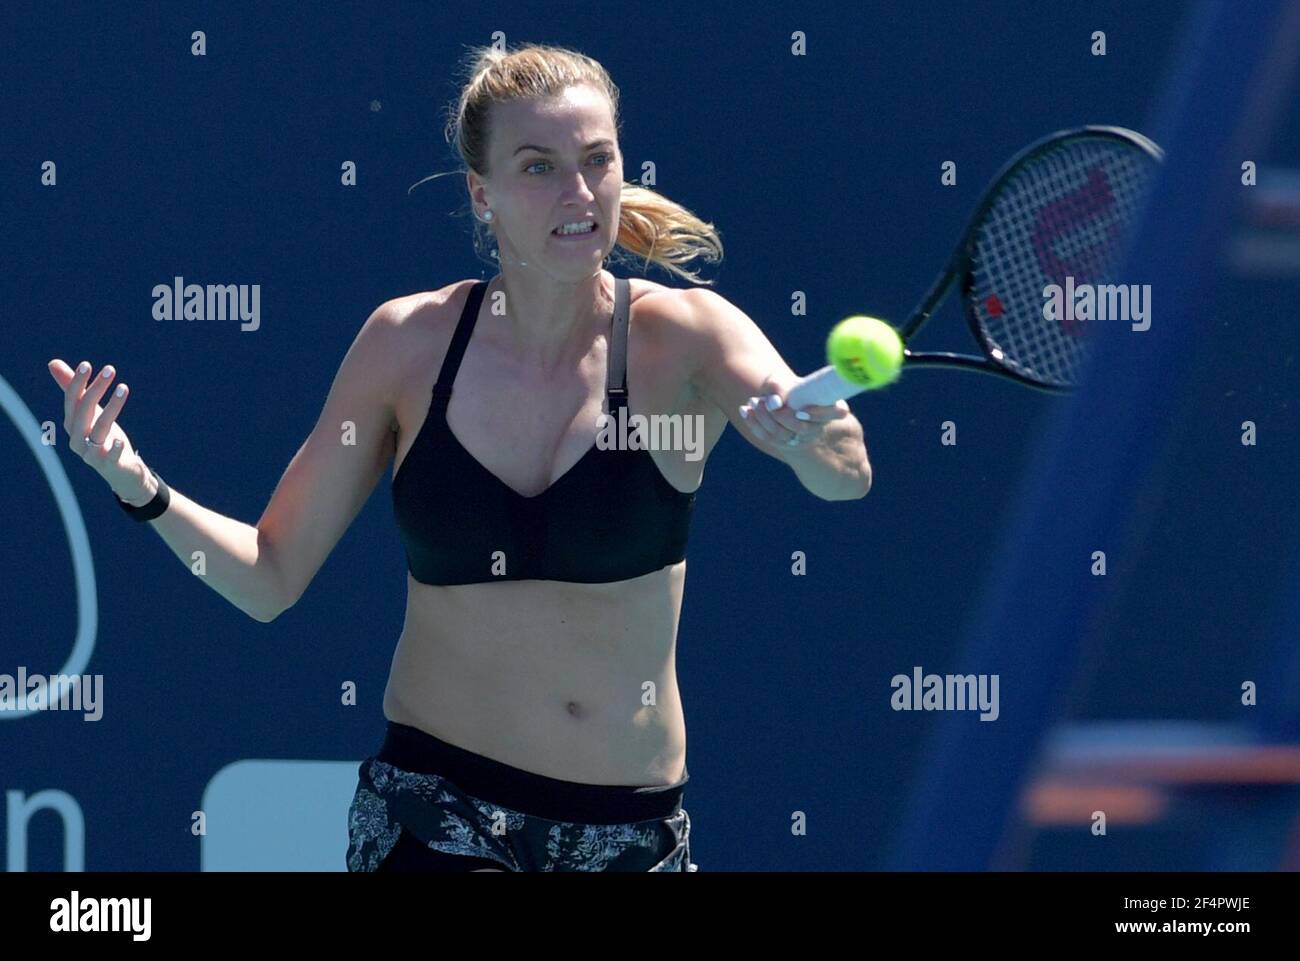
[784,365,868,408]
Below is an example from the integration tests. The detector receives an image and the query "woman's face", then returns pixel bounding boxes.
[473,84,623,277]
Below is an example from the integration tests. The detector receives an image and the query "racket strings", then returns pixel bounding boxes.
[970,139,1159,387]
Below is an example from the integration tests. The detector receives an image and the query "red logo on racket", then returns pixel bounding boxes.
[1030,167,1122,335]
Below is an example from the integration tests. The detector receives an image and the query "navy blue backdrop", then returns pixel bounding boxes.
[4,1,1298,871]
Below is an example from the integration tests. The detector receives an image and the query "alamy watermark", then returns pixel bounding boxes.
[891,666,999,721]
[1043,276,1151,331]
[595,408,705,461]
[152,276,260,331]
[0,668,103,721]
[50,891,150,941]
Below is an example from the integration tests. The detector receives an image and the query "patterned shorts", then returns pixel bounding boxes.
[346,722,697,873]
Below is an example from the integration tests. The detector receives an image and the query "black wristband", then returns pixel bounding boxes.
[115,468,170,522]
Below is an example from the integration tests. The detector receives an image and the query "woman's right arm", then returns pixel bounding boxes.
[48,299,405,623]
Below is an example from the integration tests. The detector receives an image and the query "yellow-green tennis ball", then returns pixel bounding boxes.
[827,316,904,389]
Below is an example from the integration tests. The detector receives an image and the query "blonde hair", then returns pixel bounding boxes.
[442,42,723,285]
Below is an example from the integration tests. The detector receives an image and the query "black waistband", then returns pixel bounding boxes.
[375,721,688,824]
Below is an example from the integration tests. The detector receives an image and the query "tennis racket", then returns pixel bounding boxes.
[786,125,1164,406]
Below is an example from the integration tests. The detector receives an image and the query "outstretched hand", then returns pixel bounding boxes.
[47,359,153,504]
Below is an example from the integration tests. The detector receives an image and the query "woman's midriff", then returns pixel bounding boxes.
[382,560,688,787]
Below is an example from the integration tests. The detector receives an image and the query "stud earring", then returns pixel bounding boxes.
[481,209,494,222]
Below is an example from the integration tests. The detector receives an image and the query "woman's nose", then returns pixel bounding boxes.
[563,172,596,199]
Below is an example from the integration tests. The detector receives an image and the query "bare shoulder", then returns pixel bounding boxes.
[373,282,471,331]
[628,275,689,315]
[355,282,475,430]
[367,281,478,364]
[627,277,715,344]
[629,278,733,362]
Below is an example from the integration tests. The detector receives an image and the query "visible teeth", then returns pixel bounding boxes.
[554,221,595,235]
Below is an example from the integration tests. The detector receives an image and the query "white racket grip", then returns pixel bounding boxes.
[784,365,868,408]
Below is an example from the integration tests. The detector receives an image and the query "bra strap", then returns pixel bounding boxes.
[607,277,629,414]
[432,280,488,403]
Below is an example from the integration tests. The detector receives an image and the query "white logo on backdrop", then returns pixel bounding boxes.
[0,374,99,721]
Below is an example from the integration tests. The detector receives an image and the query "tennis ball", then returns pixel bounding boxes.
[827,316,904,389]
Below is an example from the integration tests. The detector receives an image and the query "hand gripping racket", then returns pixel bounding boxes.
[787,125,1164,405]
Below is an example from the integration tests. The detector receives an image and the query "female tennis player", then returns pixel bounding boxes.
[46,43,871,872]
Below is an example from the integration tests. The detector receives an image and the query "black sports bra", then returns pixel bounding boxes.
[392,277,697,586]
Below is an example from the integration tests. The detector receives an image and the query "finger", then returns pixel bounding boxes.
[765,404,814,435]
[759,392,817,434]
[738,398,766,432]
[749,402,798,445]
[62,361,92,424]
[739,404,777,442]
[106,437,127,468]
[47,359,74,388]
[74,365,116,437]
[88,382,128,446]
[790,402,851,424]
[80,434,106,460]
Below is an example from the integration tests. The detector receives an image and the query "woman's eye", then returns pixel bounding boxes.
[525,154,613,174]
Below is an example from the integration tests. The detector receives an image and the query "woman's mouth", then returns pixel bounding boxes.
[551,220,599,239]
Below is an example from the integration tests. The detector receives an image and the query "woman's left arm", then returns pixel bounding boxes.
[684,288,872,501]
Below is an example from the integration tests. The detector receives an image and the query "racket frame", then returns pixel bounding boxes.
[898,124,1164,393]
